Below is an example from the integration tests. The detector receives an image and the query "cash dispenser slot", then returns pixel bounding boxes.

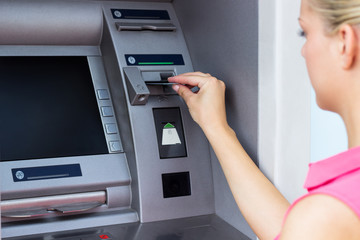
[123,67,176,105]
[1,186,130,219]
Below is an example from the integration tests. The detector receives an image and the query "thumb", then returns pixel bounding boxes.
[173,84,194,103]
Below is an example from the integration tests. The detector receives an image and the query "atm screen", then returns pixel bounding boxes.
[0,56,108,161]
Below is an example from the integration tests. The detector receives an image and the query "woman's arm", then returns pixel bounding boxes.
[169,72,290,240]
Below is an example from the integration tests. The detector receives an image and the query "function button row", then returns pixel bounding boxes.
[96,89,121,153]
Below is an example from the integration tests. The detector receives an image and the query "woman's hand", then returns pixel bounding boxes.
[168,72,228,133]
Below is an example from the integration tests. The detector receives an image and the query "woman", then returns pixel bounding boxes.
[168,0,360,239]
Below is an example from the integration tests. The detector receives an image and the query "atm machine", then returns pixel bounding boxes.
[0,1,257,239]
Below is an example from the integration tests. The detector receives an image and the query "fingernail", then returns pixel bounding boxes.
[173,84,180,92]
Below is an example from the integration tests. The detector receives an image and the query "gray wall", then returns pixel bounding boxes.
[173,1,258,238]
[258,0,309,204]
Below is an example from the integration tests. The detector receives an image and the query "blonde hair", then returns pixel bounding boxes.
[308,0,360,34]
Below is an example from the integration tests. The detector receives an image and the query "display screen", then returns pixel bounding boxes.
[0,56,108,161]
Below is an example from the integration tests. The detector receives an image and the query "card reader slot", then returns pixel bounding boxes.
[1,191,106,218]
[124,67,177,105]
[142,71,175,85]
[116,22,176,31]
[143,71,176,95]
[145,82,174,85]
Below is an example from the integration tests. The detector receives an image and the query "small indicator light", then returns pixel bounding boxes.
[99,234,110,239]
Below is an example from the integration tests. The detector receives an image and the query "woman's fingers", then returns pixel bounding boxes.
[168,73,213,88]
[176,71,211,77]
[173,84,194,103]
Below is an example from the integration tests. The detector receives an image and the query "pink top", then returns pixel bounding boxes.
[274,146,360,240]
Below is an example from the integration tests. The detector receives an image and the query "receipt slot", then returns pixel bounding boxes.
[153,108,187,159]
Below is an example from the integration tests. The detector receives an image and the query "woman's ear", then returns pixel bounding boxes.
[338,24,358,70]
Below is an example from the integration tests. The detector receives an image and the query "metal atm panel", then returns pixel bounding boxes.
[101,1,215,223]
[0,0,254,239]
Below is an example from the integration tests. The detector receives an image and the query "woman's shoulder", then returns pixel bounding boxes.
[279,194,360,240]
